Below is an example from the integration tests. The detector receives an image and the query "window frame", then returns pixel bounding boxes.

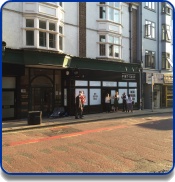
[145,50,156,69]
[145,20,156,39]
[162,2,171,15]
[162,24,171,42]
[162,52,171,70]
[145,2,156,11]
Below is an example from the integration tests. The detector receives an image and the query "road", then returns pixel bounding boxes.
[2,113,173,174]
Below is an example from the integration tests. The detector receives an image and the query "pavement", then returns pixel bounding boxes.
[2,108,173,133]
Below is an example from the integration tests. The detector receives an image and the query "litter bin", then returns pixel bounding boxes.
[28,111,42,125]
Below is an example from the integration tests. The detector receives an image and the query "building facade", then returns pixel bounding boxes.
[138,2,173,109]
[2,2,173,121]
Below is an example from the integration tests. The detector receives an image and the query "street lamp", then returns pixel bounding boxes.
[139,61,143,110]
[151,73,154,112]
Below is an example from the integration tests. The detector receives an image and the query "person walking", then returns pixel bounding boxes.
[113,91,119,112]
[121,92,127,112]
[75,91,83,119]
[80,90,86,116]
[126,94,133,112]
[105,93,111,113]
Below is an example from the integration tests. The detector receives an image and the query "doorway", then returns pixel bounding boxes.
[31,87,53,117]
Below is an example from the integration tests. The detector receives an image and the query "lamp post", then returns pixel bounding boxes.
[151,73,154,112]
[139,61,143,110]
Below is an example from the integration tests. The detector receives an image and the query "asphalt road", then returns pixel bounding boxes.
[2,113,173,174]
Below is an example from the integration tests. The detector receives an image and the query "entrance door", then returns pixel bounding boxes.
[2,90,16,120]
[31,87,53,116]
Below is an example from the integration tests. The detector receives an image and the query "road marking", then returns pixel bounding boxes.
[9,125,128,147]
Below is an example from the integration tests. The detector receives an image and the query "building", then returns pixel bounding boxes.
[138,2,173,109]
[2,2,172,121]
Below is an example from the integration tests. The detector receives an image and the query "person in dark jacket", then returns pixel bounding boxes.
[75,91,83,119]
[121,92,127,112]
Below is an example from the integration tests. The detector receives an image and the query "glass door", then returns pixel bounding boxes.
[31,87,53,117]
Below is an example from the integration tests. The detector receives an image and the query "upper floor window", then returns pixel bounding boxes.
[25,18,60,50]
[99,35,106,56]
[59,2,63,7]
[162,2,171,15]
[145,20,155,39]
[59,25,63,51]
[99,6,106,19]
[145,50,155,69]
[162,52,171,69]
[162,24,171,42]
[98,34,121,58]
[109,8,120,23]
[26,19,34,46]
[145,2,155,11]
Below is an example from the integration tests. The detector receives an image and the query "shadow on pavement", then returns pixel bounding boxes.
[136,118,173,131]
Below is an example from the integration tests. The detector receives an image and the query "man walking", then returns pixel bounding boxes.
[75,91,83,119]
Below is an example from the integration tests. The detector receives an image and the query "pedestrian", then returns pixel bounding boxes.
[80,90,86,116]
[75,91,83,119]
[105,93,111,113]
[126,94,133,112]
[113,91,119,112]
[121,92,127,112]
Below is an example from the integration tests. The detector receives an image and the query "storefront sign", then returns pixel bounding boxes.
[153,73,164,84]
[122,73,136,80]
[164,74,173,84]
[146,73,164,84]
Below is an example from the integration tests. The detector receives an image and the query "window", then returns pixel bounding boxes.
[162,53,170,69]
[26,19,34,27]
[59,2,62,7]
[109,8,120,23]
[26,31,34,46]
[108,35,120,58]
[26,19,34,46]
[145,2,155,10]
[162,24,171,41]
[39,20,46,29]
[99,35,106,56]
[162,2,171,15]
[49,22,56,48]
[145,21,155,39]
[39,32,46,47]
[145,50,155,68]
[59,26,63,50]
[99,6,106,19]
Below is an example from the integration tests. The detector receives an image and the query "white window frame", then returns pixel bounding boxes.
[145,20,155,39]
[162,24,171,42]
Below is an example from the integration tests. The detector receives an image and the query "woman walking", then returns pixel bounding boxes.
[126,94,133,113]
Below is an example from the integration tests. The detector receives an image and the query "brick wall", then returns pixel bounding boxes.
[132,8,138,63]
[79,2,86,57]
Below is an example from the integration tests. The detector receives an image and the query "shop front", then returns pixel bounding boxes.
[162,74,173,108]
[62,58,141,115]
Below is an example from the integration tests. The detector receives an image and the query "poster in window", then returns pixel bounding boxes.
[90,89,101,105]
[129,89,137,103]
[75,88,88,105]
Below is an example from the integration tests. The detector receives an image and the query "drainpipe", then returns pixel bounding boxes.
[129,3,132,63]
